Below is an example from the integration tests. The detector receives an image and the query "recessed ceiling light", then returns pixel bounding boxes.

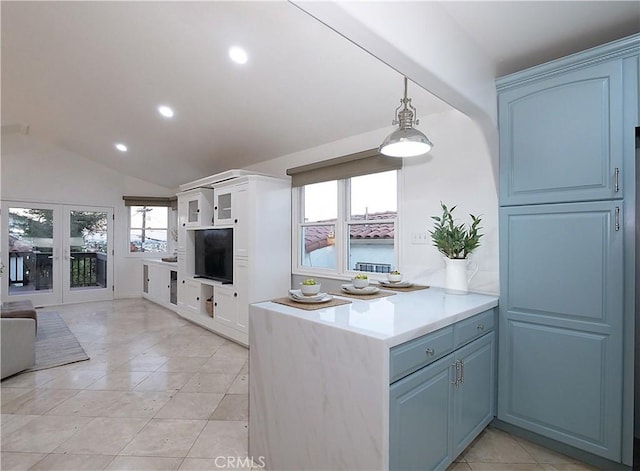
[158,105,174,118]
[115,143,128,152]
[229,46,248,65]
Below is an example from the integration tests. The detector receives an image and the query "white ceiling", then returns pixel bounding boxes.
[2,1,638,189]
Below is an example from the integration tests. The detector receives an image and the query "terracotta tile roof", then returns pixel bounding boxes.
[304,212,395,253]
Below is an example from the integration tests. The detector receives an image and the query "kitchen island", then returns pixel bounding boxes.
[249,287,498,471]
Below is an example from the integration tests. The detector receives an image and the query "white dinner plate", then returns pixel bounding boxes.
[341,284,380,295]
[288,294,333,304]
[378,280,413,288]
[289,289,327,301]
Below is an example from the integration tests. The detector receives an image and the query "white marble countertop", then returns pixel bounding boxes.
[144,258,178,267]
[253,287,498,348]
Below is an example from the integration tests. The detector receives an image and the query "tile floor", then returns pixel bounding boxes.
[1,299,601,471]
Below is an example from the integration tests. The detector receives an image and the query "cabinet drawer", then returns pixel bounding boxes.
[454,309,495,348]
[390,326,454,384]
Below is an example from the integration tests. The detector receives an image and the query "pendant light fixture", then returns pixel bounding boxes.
[379,77,433,157]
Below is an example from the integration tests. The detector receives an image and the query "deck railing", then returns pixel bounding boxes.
[8,251,107,290]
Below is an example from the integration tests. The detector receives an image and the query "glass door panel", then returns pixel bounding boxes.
[63,207,113,304]
[3,204,62,306]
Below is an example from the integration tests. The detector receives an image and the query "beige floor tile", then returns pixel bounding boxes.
[155,392,224,419]
[133,371,196,392]
[1,415,92,453]
[1,388,80,415]
[198,356,246,375]
[54,416,149,455]
[463,427,537,464]
[1,388,33,406]
[182,373,236,393]
[122,354,169,372]
[446,463,472,471]
[1,369,60,389]
[104,456,183,470]
[46,390,124,416]
[515,437,582,465]
[39,369,105,389]
[157,356,210,373]
[539,464,603,471]
[227,374,248,394]
[0,414,40,436]
[213,342,249,360]
[179,457,254,470]
[120,418,207,457]
[104,391,174,418]
[467,464,545,471]
[0,451,47,471]
[187,420,248,459]
[28,452,114,470]
[86,371,151,391]
[210,394,248,421]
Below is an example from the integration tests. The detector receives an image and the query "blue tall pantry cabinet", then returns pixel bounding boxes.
[496,34,638,467]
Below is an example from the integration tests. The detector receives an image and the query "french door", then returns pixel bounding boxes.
[2,201,114,306]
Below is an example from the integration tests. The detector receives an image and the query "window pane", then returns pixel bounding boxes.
[303,181,337,223]
[8,207,54,293]
[350,171,397,218]
[130,229,167,253]
[348,223,395,273]
[130,206,168,229]
[301,225,336,270]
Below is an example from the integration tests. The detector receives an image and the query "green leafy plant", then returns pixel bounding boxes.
[354,274,368,280]
[430,202,482,259]
[301,279,317,286]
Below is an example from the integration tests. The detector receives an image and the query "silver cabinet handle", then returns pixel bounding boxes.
[425,348,435,356]
[460,359,464,385]
[477,324,485,331]
[614,167,620,193]
[615,206,620,232]
[451,361,460,387]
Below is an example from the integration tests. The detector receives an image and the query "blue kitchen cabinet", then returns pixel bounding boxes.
[390,312,496,471]
[497,34,637,467]
[497,37,637,206]
[498,202,623,460]
[390,353,453,471]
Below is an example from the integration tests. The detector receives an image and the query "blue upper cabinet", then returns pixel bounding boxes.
[497,36,638,206]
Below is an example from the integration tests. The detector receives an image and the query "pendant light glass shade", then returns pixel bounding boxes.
[379,77,433,157]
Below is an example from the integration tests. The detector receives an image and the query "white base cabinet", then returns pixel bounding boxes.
[142,260,178,310]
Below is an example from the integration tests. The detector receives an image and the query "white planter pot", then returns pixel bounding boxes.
[444,257,478,295]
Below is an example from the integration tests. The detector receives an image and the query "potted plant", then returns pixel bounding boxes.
[430,202,482,294]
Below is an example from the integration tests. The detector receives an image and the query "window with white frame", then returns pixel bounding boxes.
[295,169,398,276]
[128,205,169,254]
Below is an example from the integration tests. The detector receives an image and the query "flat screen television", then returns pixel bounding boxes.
[194,228,233,283]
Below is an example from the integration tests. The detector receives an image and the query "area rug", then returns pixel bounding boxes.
[24,311,90,372]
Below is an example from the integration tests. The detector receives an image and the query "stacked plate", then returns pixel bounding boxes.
[378,280,413,288]
[288,289,332,304]
[341,284,380,295]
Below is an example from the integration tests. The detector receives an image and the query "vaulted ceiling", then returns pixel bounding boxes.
[2,1,638,189]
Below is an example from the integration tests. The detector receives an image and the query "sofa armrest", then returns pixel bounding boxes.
[1,318,36,379]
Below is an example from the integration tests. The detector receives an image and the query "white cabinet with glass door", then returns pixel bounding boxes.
[181,188,214,228]
[1,202,114,306]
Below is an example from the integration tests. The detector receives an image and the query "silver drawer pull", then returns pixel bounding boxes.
[425,348,435,356]
[477,324,485,331]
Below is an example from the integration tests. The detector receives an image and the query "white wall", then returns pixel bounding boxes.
[1,133,175,300]
[246,109,499,295]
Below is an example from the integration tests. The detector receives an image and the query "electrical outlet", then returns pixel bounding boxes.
[411,232,430,245]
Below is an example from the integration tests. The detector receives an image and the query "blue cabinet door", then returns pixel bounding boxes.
[390,354,453,471]
[452,332,495,457]
[498,201,623,461]
[498,59,623,206]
